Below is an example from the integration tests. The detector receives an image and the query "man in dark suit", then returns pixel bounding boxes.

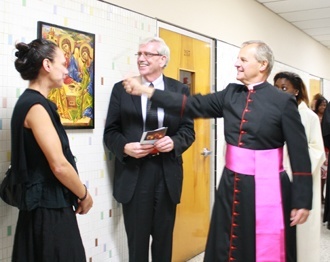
[103,37,195,262]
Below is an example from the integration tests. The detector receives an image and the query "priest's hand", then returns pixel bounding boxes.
[290,208,309,226]
[123,77,154,98]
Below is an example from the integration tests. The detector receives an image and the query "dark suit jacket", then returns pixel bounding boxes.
[104,75,195,204]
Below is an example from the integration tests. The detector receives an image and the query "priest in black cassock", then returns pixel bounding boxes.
[123,40,312,262]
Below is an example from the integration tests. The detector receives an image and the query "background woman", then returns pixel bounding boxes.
[274,71,325,262]
[11,38,93,261]
[310,93,323,111]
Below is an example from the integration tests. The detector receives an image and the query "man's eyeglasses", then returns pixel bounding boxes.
[135,52,163,58]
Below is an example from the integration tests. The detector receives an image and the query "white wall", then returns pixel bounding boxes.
[0,0,328,261]
[324,80,330,100]
[106,0,330,80]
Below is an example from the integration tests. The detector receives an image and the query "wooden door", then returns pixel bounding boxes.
[310,78,322,105]
[159,27,212,261]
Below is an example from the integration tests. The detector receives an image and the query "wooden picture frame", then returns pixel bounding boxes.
[37,21,95,129]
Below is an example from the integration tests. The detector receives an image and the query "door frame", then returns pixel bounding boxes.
[156,19,217,230]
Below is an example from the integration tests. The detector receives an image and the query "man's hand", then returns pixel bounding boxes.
[290,208,310,226]
[124,142,155,158]
[154,136,174,153]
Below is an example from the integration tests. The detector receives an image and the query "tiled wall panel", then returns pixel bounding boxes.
[0,0,156,261]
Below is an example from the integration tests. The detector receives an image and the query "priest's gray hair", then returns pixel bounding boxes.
[242,40,274,76]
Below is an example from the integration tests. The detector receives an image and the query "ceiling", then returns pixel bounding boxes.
[255,0,330,49]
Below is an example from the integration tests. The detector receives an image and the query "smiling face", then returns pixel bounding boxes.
[317,100,328,115]
[234,43,268,85]
[137,41,167,82]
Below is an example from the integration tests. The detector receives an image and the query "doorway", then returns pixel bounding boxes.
[158,24,214,261]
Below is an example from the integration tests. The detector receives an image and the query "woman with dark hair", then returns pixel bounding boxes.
[10,38,93,261]
[310,93,323,111]
[274,71,325,262]
[274,71,310,105]
[314,96,328,122]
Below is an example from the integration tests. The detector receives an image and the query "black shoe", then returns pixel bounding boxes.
[327,223,330,230]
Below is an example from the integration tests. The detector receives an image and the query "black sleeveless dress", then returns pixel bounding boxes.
[11,89,86,262]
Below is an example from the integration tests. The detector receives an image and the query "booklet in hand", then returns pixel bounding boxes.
[140,127,168,145]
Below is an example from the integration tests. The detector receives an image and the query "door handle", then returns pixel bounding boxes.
[201,148,212,157]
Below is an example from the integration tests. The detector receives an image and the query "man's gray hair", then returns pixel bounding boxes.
[139,37,170,67]
[242,40,274,76]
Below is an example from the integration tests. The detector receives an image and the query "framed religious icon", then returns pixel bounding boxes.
[37,21,95,129]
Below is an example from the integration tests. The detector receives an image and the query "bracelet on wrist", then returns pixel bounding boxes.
[79,184,88,201]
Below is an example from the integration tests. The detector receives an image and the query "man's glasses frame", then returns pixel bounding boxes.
[135,52,163,58]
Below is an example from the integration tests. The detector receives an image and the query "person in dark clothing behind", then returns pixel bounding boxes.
[123,40,312,262]
[9,38,93,261]
[314,96,329,204]
[321,100,330,229]
[103,37,195,262]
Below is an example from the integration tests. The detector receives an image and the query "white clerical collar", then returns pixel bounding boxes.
[247,81,264,90]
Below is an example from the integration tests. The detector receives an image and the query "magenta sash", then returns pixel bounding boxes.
[226,144,285,262]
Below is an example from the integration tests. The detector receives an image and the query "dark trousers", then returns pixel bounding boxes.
[122,157,177,262]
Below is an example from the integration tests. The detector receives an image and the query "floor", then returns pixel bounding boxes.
[187,211,330,262]
[320,222,330,262]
